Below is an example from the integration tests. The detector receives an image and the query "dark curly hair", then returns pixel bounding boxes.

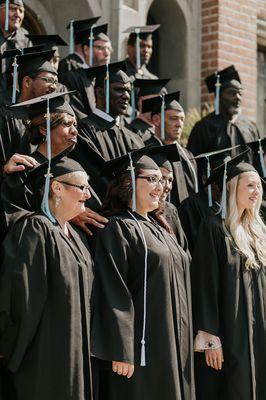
[101,172,133,217]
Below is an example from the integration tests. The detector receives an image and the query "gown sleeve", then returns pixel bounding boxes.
[0,217,49,372]
[91,217,135,364]
[190,216,225,337]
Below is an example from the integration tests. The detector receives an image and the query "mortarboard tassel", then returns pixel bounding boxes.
[5,0,9,31]
[128,152,136,212]
[220,161,228,219]
[41,98,56,223]
[69,20,74,55]
[130,83,136,121]
[258,139,266,178]
[127,210,148,367]
[105,63,110,114]
[160,94,165,140]
[89,25,95,67]
[206,156,213,207]
[11,56,18,104]
[135,28,141,70]
[214,72,221,116]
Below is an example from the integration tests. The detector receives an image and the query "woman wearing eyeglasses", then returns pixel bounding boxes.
[0,156,94,400]
[91,150,195,400]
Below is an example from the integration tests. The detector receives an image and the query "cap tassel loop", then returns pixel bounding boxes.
[220,161,228,220]
[11,56,18,104]
[5,0,9,31]
[214,72,221,116]
[69,20,74,55]
[130,84,136,121]
[89,25,95,67]
[206,156,213,207]
[41,98,56,223]
[128,153,136,212]
[105,63,110,114]
[135,28,141,71]
[258,139,266,178]
[160,94,165,141]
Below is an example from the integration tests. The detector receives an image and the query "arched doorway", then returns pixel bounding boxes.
[23,4,46,34]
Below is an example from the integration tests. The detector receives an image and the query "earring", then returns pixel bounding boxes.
[55,196,61,208]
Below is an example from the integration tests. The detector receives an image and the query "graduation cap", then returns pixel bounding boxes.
[205,65,242,115]
[0,0,24,31]
[204,148,255,219]
[246,138,266,178]
[123,25,160,70]
[191,144,242,207]
[2,49,57,104]
[26,34,68,50]
[134,78,170,97]
[10,92,75,222]
[1,45,45,59]
[142,91,181,140]
[85,60,129,114]
[66,16,100,54]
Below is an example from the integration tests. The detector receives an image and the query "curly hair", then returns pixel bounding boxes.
[101,172,133,217]
[24,112,70,145]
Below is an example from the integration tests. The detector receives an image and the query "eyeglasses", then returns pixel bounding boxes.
[137,176,164,186]
[93,45,113,53]
[36,76,59,85]
[59,181,90,192]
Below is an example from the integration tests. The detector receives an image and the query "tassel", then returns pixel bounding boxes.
[41,99,56,223]
[130,84,136,121]
[160,94,165,140]
[214,72,221,115]
[140,339,146,367]
[206,156,213,207]
[11,56,18,104]
[128,153,136,211]
[105,63,110,114]
[220,161,228,219]
[258,139,266,178]
[69,20,74,55]
[5,0,9,31]
[135,28,141,70]
[89,25,95,66]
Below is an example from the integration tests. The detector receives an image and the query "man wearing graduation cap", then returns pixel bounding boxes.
[77,61,144,199]
[187,65,263,185]
[123,25,159,80]
[141,91,198,208]
[58,17,112,79]
[0,0,31,92]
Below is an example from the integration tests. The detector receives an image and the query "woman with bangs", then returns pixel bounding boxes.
[191,153,266,400]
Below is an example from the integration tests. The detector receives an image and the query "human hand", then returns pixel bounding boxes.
[3,154,38,174]
[112,361,134,379]
[205,347,224,370]
[70,207,108,236]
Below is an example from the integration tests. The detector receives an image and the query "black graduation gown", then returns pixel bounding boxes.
[125,58,158,80]
[163,200,188,252]
[58,53,86,81]
[0,213,94,400]
[125,117,154,136]
[61,68,96,121]
[91,212,195,400]
[187,112,263,184]
[191,215,266,400]
[178,190,219,254]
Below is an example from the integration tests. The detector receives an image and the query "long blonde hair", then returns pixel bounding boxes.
[225,173,266,269]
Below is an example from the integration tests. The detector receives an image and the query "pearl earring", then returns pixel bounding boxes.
[55,196,61,208]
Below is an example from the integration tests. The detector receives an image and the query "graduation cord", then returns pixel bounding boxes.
[127,210,148,367]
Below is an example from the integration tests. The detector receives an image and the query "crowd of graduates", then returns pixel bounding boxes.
[0,1,265,400]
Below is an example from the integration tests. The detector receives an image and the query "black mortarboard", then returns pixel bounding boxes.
[134,78,170,97]
[26,34,68,49]
[123,25,160,70]
[148,144,180,172]
[205,65,241,94]
[246,138,266,178]
[1,45,44,59]
[66,16,100,53]
[17,50,57,78]
[10,91,75,119]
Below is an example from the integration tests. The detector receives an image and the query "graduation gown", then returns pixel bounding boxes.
[187,112,263,184]
[163,200,188,252]
[0,213,94,400]
[91,212,195,400]
[61,68,96,121]
[58,53,86,80]
[125,58,158,80]
[191,215,266,400]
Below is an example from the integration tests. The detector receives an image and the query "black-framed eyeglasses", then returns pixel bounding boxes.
[137,175,164,186]
[58,181,90,192]
[36,76,59,85]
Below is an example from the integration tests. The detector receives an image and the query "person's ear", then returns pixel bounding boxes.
[50,180,62,197]
[23,76,31,88]
[39,126,47,137]
[151,113,161,128]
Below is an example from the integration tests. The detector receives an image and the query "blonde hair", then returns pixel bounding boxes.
[225,173,266,269]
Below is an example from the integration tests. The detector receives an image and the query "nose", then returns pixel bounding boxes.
[83,188,91,200]
[70,125,78,135]
[123,91,130,101]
